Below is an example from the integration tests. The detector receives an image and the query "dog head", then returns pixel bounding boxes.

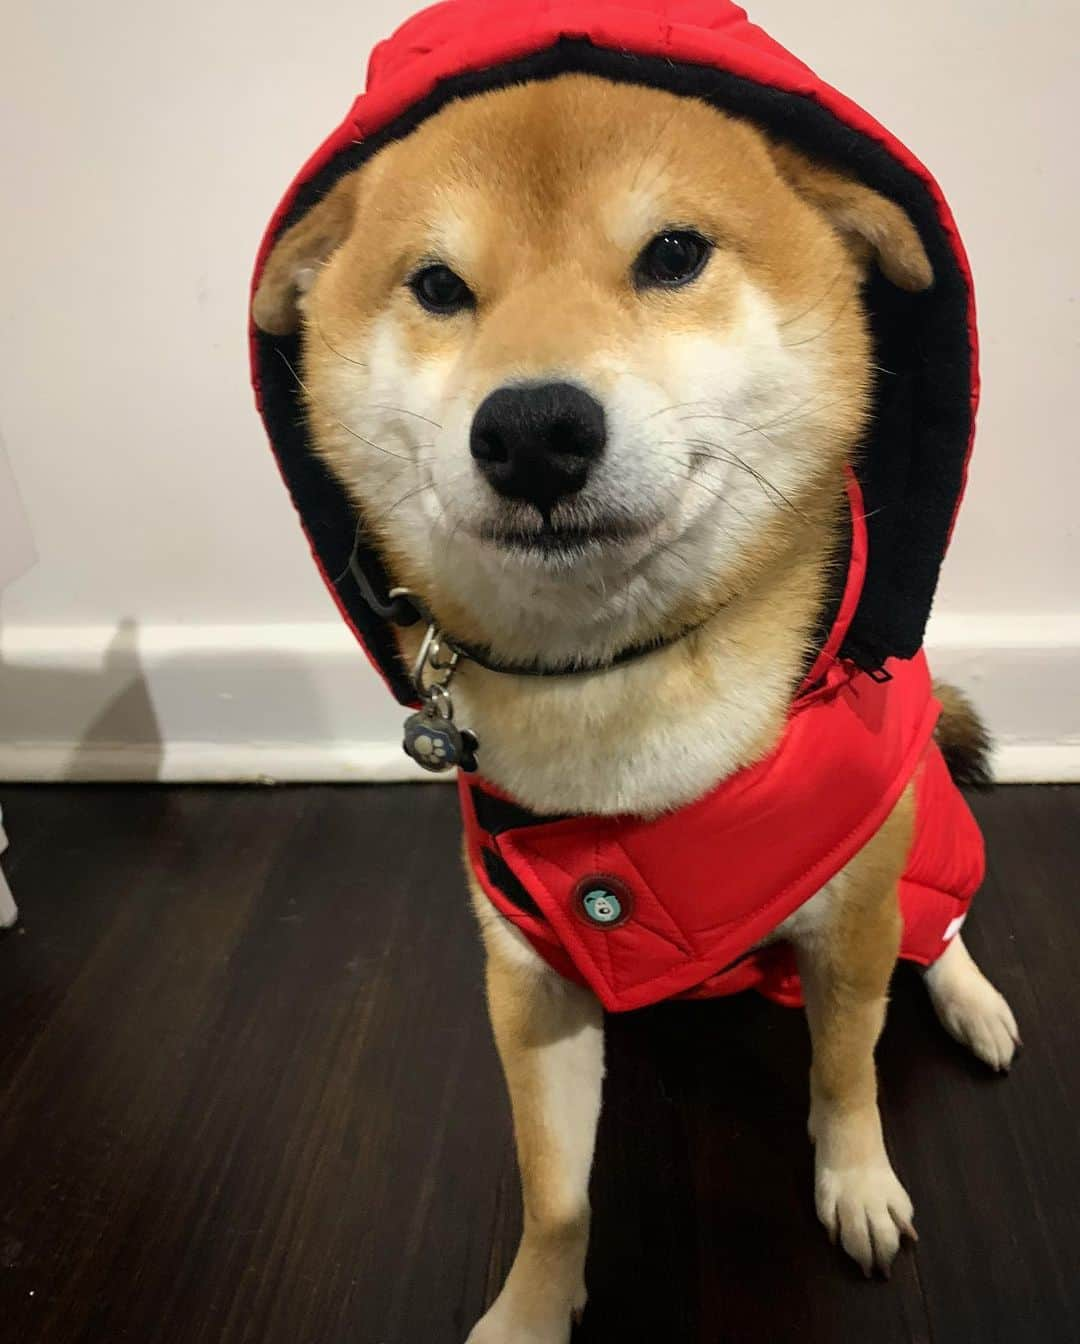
[254,75,931,667]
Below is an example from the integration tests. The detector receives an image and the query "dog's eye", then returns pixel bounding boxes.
[635,231,712,289]
[410,264,475,315]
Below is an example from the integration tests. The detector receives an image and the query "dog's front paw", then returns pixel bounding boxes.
[466,1274,585,1344]
[466,1298,582,1344]
[815,1157,916,1277]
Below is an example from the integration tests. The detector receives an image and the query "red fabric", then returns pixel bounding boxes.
[799,471,869,693]
[463,653,983,1012]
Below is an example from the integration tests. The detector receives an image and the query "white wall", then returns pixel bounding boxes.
[1,0,1076,781]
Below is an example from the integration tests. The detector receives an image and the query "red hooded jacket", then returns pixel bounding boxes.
[251,1,984,1010]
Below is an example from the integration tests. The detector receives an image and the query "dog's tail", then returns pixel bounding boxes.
[933,682,993,788]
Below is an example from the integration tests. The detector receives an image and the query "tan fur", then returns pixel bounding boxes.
[769,142,935,293]
[252,172,357,335]
[469,870,601,1342]
[253,74,1014,1338]
[795,786,916,1276]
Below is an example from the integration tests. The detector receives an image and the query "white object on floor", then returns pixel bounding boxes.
[1,430,33,925]
[0,804,16,928]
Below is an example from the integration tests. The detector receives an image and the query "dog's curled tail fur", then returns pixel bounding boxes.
[933,682,993,788]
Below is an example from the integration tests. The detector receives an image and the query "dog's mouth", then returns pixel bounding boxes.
[477,516,653,559]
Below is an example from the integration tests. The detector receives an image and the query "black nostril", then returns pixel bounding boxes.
[471,427,508,465]
[470,382,607,512]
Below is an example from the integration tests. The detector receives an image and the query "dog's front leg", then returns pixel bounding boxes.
[792,789,916,1277]
[467,895,604,1344]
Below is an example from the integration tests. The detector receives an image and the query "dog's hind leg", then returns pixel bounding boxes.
[792,786,917,1277]
[467,886,604,1344]
[924,933,1019,1072]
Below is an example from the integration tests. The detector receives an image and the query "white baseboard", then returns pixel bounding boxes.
[992,743,1080,784]
[0,741,441,784]
[922,611,1080,782]
[0,621,437,783]
[0,616,1077,783]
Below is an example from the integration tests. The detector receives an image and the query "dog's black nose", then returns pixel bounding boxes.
[470,382,607,514]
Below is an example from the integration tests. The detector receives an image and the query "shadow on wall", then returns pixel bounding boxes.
[0,614,164,782]
[0,611,352,783]
[77,618,165,777]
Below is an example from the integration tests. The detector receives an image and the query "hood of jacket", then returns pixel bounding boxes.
[250,0,978,706]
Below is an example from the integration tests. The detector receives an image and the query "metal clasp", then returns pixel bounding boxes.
[391,589,479,770]
[412,623,461,713]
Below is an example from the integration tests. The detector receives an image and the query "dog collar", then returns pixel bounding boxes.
[347,544,718,680]
[349,543,727,775]
[350,467,871,775]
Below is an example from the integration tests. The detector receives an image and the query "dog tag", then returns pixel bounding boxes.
[402,707,478,773]
[400,614,480,773]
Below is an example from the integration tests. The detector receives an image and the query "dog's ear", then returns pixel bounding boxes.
[252,172,359,335]
[770,143,934,292]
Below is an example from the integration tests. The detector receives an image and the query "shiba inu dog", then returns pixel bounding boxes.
[253,49,1018,1344]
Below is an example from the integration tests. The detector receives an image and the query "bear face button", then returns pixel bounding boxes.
[575,877,631,928]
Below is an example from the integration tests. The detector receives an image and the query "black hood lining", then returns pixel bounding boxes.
[254,37,973,704]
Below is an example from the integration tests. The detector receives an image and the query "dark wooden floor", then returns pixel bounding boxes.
[0,784,1077,1344]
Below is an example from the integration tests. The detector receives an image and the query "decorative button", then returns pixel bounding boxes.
[575,877,631,928]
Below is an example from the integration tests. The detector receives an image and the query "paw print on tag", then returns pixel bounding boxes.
[402,712,461,773]
[413,732,449,764]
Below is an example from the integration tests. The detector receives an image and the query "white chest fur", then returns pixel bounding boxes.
[449,597,809,818]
